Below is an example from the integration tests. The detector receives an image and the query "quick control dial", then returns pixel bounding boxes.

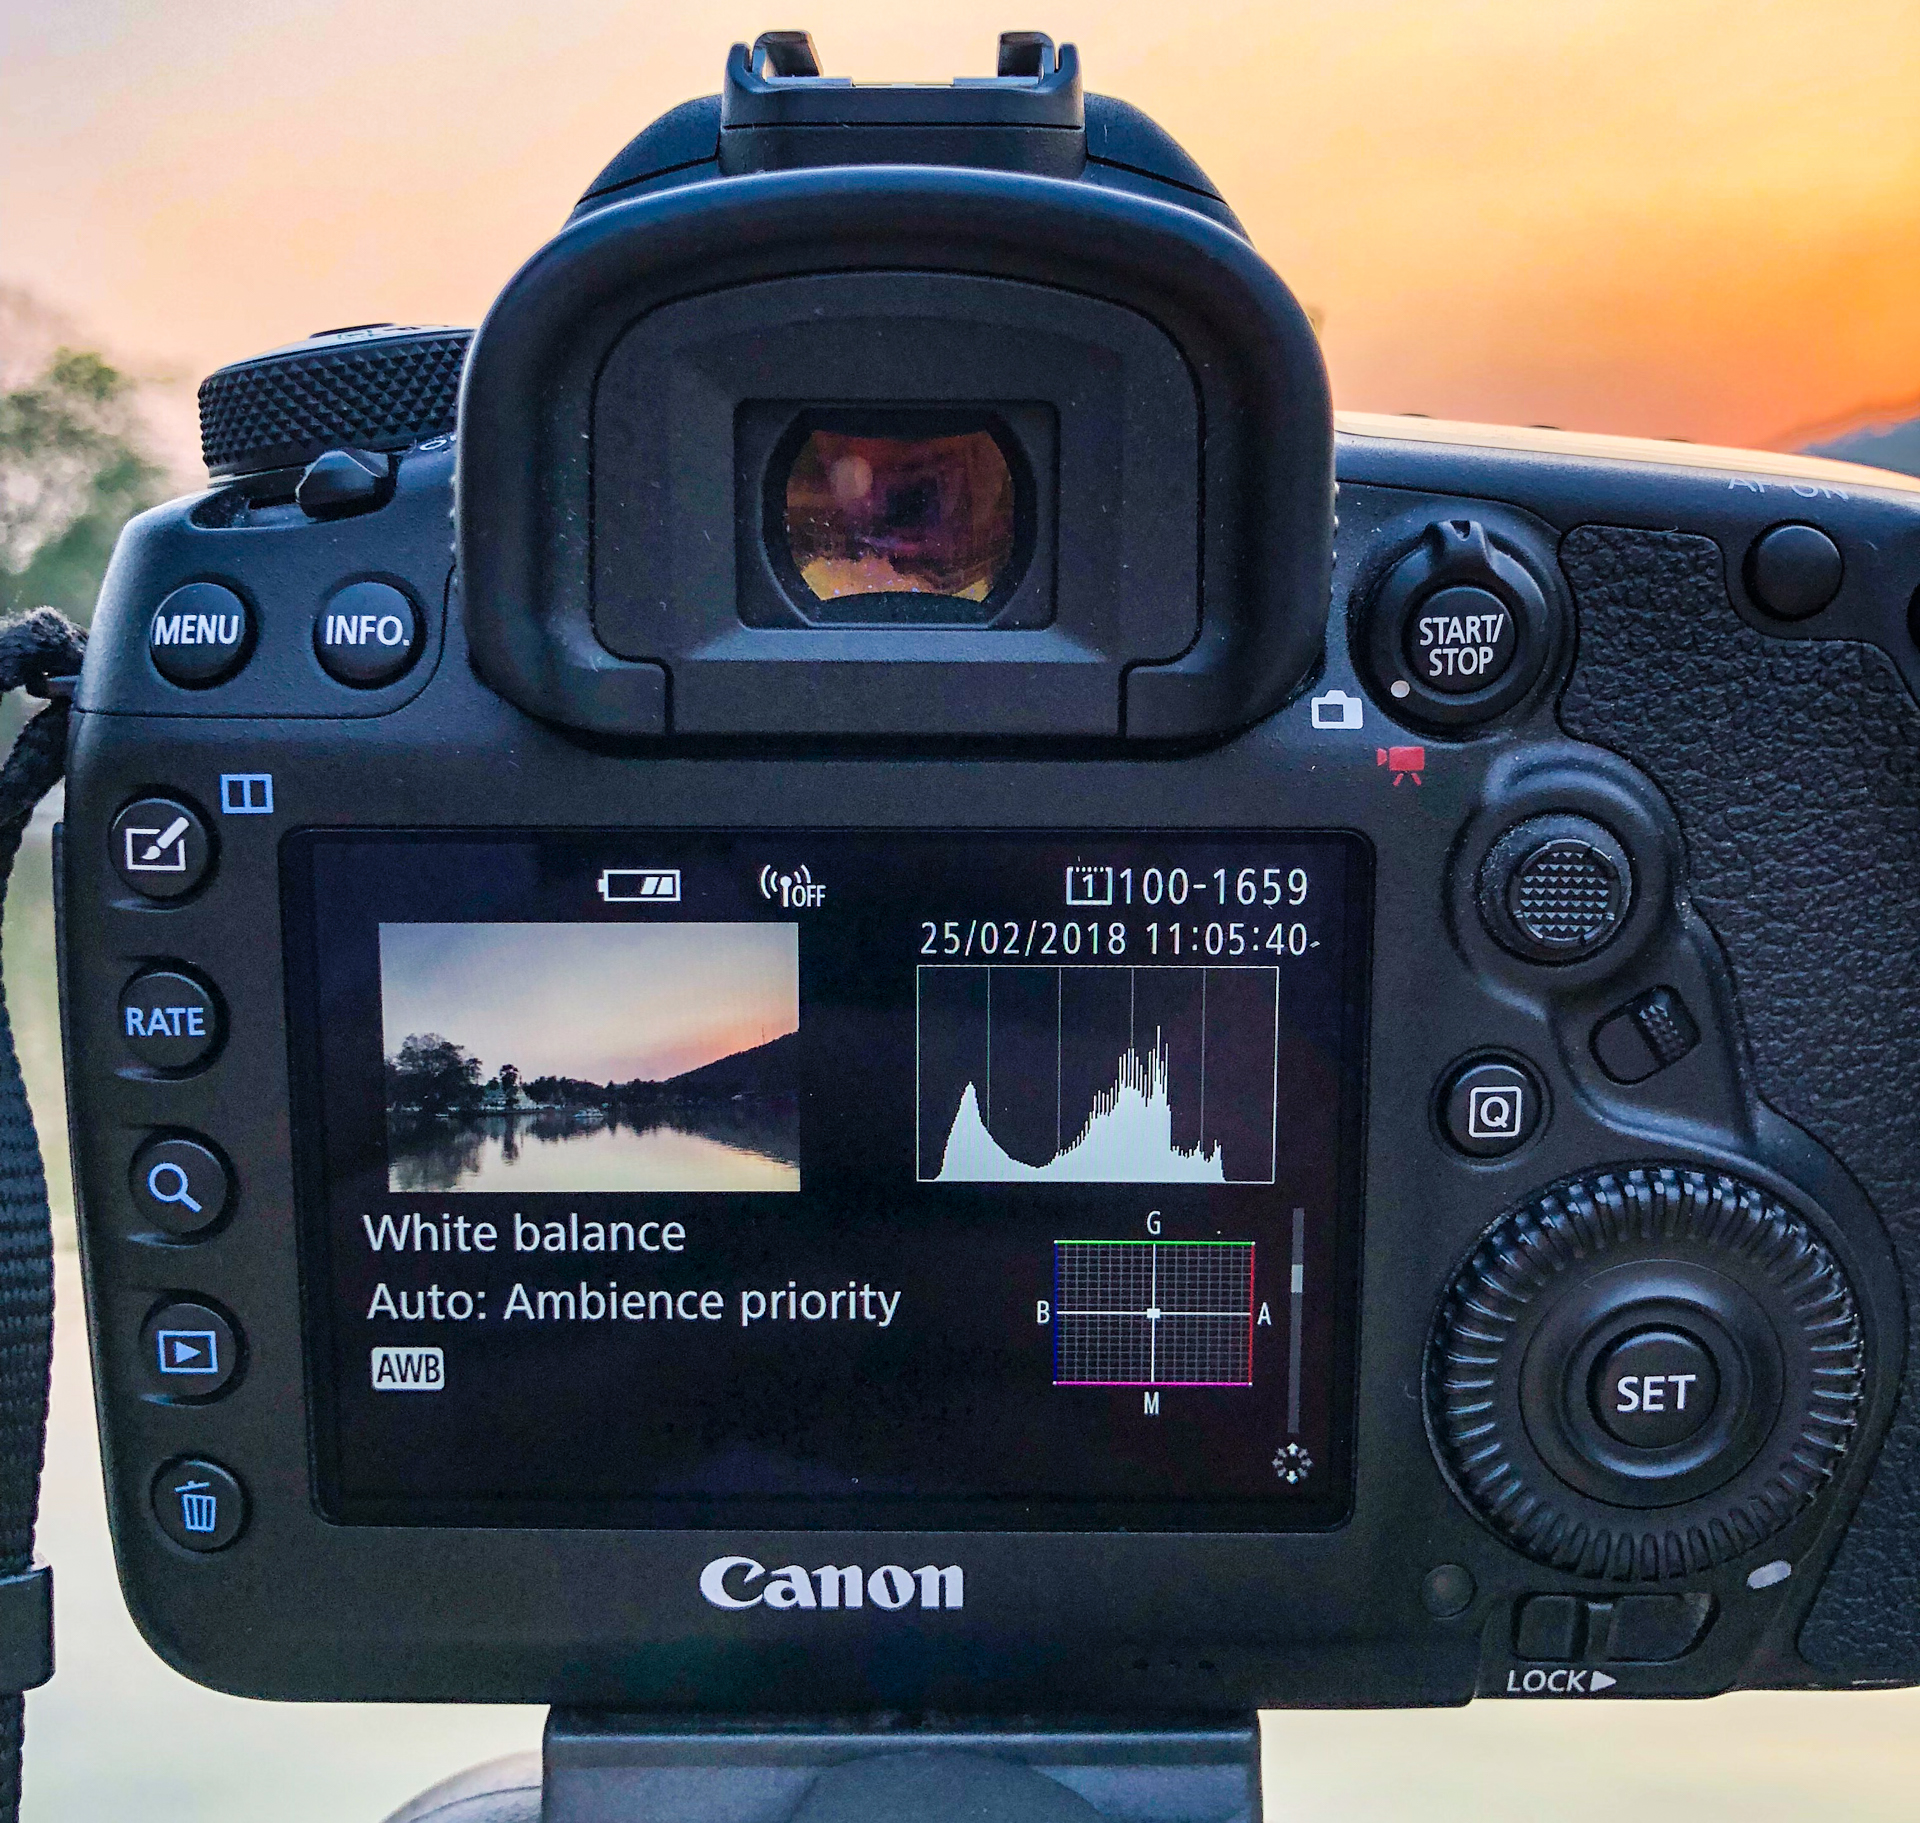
[1429,1166,1864,1579]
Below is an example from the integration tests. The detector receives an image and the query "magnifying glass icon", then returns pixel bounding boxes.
[146,1161,203,1214]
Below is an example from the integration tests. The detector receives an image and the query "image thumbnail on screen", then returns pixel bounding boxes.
[379,922,800,1194]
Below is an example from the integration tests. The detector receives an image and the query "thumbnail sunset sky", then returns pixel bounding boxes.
[379,923,800,1084]
[5,0,1917,466]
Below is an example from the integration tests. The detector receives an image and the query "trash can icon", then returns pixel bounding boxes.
[175,1480,218,1534]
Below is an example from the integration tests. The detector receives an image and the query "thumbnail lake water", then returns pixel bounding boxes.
[386,1105,799,1194]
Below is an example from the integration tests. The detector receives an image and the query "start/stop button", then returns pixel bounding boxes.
[1364,517,1559,730]
[1402,584,1519,694]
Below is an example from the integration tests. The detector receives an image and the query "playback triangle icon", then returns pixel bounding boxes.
[158,1329,219,1373]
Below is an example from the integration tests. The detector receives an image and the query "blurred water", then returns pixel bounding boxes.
[12,813,1920,1819]
[386,1104,800,1194]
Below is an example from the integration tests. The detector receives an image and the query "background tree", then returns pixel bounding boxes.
[385,1034,484,1114]
[1,286,169,626]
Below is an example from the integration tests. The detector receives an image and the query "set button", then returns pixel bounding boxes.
[1593,1328,1719,1448]
[148,583,253,687]
[139,1299,240,1399]
[119,970,222,1072]
[151,1458,247,1551]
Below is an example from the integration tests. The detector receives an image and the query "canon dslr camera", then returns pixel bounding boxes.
[63,28,1920,1756]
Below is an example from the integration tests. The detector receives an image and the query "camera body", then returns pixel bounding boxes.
[62,35,1920,1714]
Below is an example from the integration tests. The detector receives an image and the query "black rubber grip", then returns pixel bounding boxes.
[197,325,472,477]
[1558,524,1920,1677]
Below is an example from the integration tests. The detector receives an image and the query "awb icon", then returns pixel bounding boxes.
[371,1345,444,1391]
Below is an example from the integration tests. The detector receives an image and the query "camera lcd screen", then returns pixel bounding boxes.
[285,831,1371,1529]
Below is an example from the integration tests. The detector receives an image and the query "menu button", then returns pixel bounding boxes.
[148,583,253,687]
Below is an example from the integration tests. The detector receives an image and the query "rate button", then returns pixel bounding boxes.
[119,970,223,1073]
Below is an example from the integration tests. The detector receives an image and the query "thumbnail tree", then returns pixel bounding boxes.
[385,1034,484,1114]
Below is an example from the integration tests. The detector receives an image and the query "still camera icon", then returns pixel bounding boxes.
[1466,1083,1526,1141]
[1310,689,1364,730]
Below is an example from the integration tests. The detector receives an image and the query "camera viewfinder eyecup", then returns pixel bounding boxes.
[457,40,1332,744]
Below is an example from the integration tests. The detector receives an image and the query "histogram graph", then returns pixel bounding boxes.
[916,965,1281,1184]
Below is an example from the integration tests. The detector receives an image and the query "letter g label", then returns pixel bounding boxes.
[699,1555,766,1609]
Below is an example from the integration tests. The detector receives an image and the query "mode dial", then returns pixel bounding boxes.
[1429,1166,1864,1580]
[197,324,472,478]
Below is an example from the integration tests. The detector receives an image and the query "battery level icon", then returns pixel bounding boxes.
[598,868,682,903]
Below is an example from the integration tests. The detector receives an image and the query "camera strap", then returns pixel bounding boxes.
[0,609,88,1820]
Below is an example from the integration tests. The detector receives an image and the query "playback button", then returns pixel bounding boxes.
[110,797,212,900]
[139,1300,240,1399]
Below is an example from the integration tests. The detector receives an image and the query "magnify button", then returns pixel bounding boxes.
[130,1136,230,1237]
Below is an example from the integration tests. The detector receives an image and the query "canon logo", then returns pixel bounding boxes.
[699,1555,964,1611]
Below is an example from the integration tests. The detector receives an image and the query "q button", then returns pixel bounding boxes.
[131,1136,230,1237]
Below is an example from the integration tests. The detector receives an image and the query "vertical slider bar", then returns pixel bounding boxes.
[1287,1208,1305,1433]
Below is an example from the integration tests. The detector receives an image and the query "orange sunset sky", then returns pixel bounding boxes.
[5,0,1918,470]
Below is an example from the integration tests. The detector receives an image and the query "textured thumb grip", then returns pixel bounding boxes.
[1556,524,1920,1678]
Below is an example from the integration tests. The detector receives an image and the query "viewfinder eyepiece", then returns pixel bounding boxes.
[778,416,1025,625]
